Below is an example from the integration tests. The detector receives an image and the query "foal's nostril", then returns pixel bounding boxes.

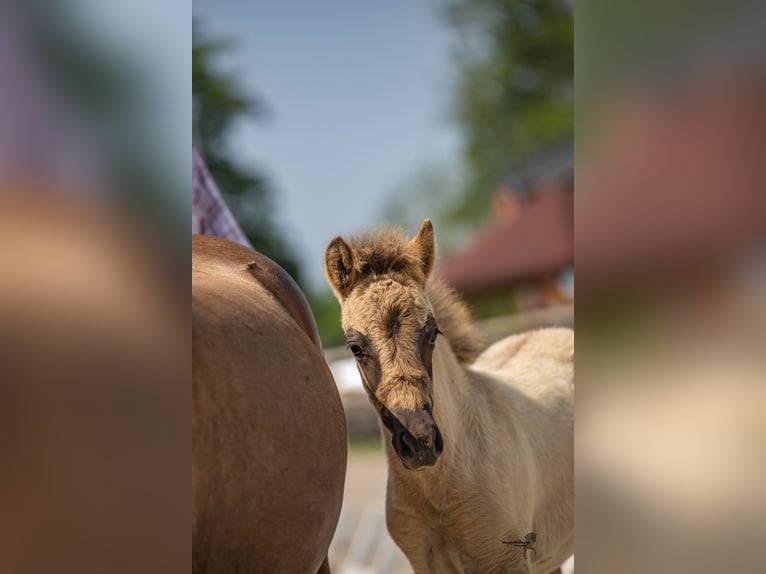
[395,429,415,460]
[401,431,418,456]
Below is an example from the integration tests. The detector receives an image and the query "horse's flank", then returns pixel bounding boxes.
[193,235,347,574]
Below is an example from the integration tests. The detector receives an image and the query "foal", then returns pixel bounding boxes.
[325,220,573,574]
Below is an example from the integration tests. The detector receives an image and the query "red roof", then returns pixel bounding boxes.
[575,83,766,291]
[438,189,573,295]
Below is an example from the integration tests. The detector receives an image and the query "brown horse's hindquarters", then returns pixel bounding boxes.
[192,287,346,574]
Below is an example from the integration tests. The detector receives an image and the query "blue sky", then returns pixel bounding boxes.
[194,0,462,289]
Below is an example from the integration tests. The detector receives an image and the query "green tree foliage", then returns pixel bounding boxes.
[441,0,573,225]
[307,294,346,348]
[193,20,302,283]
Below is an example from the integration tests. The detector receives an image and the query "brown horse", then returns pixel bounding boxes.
[193,235,347,574]
[325,221,573,574]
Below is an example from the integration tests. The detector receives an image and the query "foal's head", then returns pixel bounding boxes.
[325,220,444,469]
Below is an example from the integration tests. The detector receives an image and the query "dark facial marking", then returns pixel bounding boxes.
[385,310,401,338]
[418,316,439,378]
[345,314,441,438]
[346,340,391,430]
[358,363,394,430]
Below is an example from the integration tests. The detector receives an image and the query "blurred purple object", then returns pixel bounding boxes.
[0,5,94,186]
[192,148,252,248]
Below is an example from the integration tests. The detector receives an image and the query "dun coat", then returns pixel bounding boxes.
[325,220,573,574]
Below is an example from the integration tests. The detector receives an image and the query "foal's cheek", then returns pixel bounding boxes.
[358,359,382,393]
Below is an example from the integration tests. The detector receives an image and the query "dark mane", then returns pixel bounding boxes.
[346,227,485,365]
[426,279,485,364]
[346,227,423,279]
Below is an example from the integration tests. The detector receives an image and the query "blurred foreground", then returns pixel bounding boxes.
[577,1,766,572]
[0,192,188,574]
[0,2,187,573]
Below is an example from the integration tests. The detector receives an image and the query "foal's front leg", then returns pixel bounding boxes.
[403,541,466,574]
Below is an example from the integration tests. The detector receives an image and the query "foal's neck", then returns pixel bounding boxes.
[387,281,485,487]
[422,280,484,440]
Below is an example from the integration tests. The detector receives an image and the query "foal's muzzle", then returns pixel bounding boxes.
[391,411,443,469]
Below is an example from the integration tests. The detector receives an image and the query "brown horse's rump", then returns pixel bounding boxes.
[193,236,346,574]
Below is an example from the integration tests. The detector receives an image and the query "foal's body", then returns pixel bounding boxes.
[387,326,573,574]
[325,221,573,574]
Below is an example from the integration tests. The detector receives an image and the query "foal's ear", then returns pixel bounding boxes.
[408,219,435,283]
[325,235,357,300]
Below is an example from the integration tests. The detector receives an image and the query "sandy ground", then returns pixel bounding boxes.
[342,447,388,510]
[329,446,413,574]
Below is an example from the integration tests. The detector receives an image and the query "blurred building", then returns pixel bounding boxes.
[438,141,574,314]
[576,78,766,294]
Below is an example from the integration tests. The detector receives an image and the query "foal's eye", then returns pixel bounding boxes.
[349,344,365,359]
[430,329,440,345]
